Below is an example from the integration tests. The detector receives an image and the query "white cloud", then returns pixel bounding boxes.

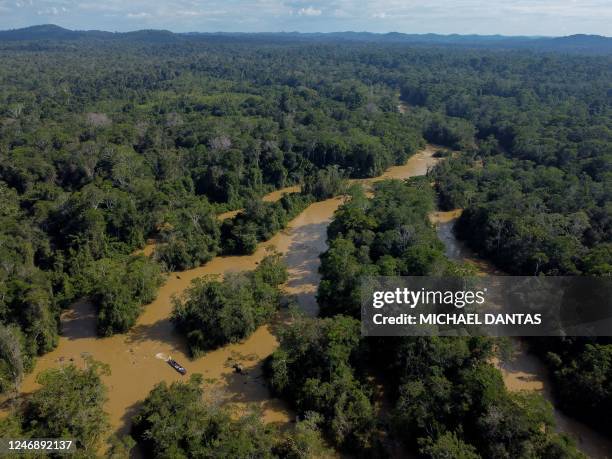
[127,12,150,18]
[174,10,204,17]
[503,0,612,19]
[13,0,34,8]
[1,0,611,35]
[297,6,321,16]
[37,5,62,15]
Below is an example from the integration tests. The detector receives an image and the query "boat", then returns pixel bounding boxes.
[167,358,187,375]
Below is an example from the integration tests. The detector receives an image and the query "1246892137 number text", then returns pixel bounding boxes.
[0,439,76,454]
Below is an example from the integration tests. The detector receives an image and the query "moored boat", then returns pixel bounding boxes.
[167,358,187,375]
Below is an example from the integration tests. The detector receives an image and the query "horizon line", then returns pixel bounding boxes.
[2,24,610,39]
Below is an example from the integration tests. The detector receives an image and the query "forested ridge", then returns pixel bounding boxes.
[1,25,611,54]
[0,34,610,457]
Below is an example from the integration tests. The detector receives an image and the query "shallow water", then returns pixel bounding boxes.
[432,210,612,458]
[13,151,610,458]
[429,210,502,275]
[15,146,440,450]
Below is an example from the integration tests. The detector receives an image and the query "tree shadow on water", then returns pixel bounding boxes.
[217,356,294,424]
[123,319,182,348]
[282,222,329,317]
[112,399,145,459]
[60,299,98,340]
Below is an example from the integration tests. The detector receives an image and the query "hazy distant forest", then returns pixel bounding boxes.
[0,33,610,457]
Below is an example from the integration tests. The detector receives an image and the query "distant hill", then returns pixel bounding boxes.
[540,34,612,53]
[0,25,610,54]
[0,24,84,40]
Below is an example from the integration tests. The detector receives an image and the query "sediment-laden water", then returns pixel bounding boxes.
[431,210,611,459]
[17,147,608,458]
[16,146,440,447]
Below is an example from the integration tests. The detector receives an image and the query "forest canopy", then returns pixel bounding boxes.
[171,251,288,355]
[0,34,609,457]
[272,179,587,457]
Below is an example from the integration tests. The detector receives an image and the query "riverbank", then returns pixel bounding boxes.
[11,145,440,450]
[431,210,612,459]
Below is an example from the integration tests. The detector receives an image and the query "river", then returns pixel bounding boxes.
[14,147,610,458]
[431,210,612,459]
[14,145,440,450]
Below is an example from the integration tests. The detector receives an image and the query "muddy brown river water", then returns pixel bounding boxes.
[14,146,440,450]
[431,210,612,459]
[12,146,610,458]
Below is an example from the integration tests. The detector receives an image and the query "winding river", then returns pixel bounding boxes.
[431,210,612,459]
[10,145,610,458]
[15,146,440,449]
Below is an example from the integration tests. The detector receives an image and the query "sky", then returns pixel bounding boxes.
[0,0,611,36]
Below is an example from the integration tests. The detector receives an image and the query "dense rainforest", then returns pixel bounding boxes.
[0,32,610,457]
[285,178,585,457]
[0,37,429,394]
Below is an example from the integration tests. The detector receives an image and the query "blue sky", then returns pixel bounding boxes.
[1,1,610,36]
